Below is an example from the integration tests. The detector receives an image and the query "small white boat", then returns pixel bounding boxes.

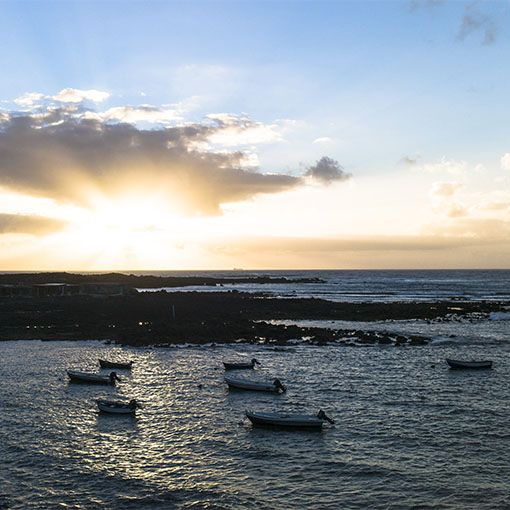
[96,399,141,414]
[223,358,260,370]
[225,375,286,393]
[245,409,334,429]
[446,359,493,369]
[99,359,133,369]
[67,370,121,385]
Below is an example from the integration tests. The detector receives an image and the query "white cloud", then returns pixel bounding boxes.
[101,105,181,124]
[238,151,260,168]
[500,153,510,171]
[277,119,307,130]
[14,89,110,108]
[14,92,44,107]
[430,181,463,198]
[430,181,467,219]
[480,201,510,212]
[205,114,283,146]
[423,156,467,175]
[53,88,110,103]
[445,203,468,218]
[313,137,333,144]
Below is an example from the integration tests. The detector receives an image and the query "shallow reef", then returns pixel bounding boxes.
[0,281,507,347]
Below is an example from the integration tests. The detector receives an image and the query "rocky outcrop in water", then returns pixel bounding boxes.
[0,287,506,347]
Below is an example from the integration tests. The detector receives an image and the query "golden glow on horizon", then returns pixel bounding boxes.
[1,168,510,270]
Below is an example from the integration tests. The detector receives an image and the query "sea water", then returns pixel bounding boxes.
[137,269,510,303]
[1,270,510,509]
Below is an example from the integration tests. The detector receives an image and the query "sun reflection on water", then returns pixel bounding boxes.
[2,339,510,509]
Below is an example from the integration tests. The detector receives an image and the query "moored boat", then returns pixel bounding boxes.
[225,375,286,393]
[446,359,493,369]
[245,409,334,429]
[223,358,260,370]
[96,399,141,414]
[99,359,133,369]
[67,370,121,384]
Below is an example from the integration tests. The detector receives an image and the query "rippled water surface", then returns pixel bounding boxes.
[138,269,510,302]
[2,338,510,509]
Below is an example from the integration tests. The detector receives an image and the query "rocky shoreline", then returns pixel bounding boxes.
[0,285,507,347]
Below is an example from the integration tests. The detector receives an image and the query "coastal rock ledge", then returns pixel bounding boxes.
[0,283,506,347]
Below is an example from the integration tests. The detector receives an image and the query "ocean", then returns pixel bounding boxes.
[1,270,510,509]
[136,269,510,303]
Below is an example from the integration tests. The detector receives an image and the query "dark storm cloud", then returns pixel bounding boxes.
[305,157,351,184]
[0,213,67,235]
[0,109,304,216]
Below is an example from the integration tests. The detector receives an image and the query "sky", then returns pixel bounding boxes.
[0,0,509,270]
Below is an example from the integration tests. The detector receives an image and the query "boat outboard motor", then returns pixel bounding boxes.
[129,399,137,409]
[317,409,335,424]
[273,378,287,392]
[251,358,261,367]
[109,371,121,383]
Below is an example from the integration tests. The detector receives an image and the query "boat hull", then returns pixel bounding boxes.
[225,376,281,392]
[223,362,254,370]
[96,399,136,414]
[446,359,493,369]
[99,359,133,369]
[245,411,326,429]
[67,370,113,384]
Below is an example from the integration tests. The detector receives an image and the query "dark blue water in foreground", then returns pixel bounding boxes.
[1,270,510,509]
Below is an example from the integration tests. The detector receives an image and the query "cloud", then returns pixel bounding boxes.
[91,105,181,124]
[14,93,45,107]
[305,156,352,184]
[399,155,419,166]
[430,181,467,218]
[204,114,283,146]
[423,156,467,175]
[13,88,110,110]
[457,3,497,45]
[425,217,510,239]
[430,181,463,198]
[410,1,498,45]
[445,203,468,218]
[313,137,333,144]
[481,201,510,212]
[53,88,110,103]
[501,153,510,171]
[0,103,344,217]
[0,213,66,235]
